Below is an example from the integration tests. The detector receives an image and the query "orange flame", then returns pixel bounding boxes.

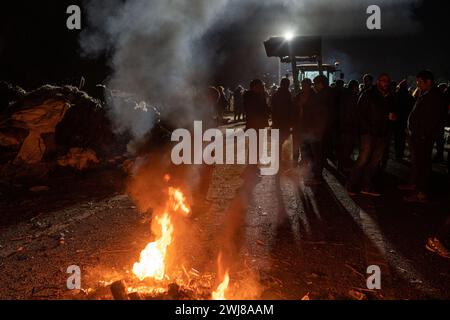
[132,179,191,282]
[168,187,191,216]
[132,212,173,281]
[212,271,230,300]
[212,252,230,300]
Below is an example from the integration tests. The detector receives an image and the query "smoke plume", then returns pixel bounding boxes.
[80,0,419,137]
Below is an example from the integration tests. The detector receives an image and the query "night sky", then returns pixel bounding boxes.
[0,0,449,91]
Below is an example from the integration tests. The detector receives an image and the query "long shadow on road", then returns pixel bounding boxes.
[325,160,450,299]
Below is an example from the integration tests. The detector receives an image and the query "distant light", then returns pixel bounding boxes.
[284,31,294,41]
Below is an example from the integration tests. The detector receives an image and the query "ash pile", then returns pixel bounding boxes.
[0,82,171,183]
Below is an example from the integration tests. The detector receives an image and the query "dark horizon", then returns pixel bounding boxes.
[0,0,449,91]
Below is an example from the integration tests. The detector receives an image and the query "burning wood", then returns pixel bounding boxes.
[81,176,248,301]
[110,280,129,300]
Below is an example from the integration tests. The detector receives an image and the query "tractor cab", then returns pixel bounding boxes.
[264,36,343,91]
[298,63,342,85]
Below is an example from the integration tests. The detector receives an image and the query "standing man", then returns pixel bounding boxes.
[401,70,447,203]
[300,75,334,185]
[347,73,396,196]
[294,78,314,165]
[217,86,229,123]
[244,79,270,131]
[445,86,450,173]
[233,85,244,122]
[338,80,360,174]
[243,79,270,173]
[271,78,294,159]
[433,83,449,162]
[393,79,415,160]
[361,73,374,95]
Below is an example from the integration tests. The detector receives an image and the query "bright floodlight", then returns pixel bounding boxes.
[284,31,294,41]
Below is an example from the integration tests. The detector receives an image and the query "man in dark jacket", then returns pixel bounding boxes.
[360,73,374,96]
[233,85,245,122]
[328,79,345,163]
[393,79,415,160]
[294,78,314,165]
[243,79,270,171]
[338,80,359,174]
[244,79,270,131]
[434,83,449,162]
[347,73,396,196]
[401,70,447,203]
[445,86,450,173]
[217,86,229,124]
[271,78,294,156]
[300,75,334,184]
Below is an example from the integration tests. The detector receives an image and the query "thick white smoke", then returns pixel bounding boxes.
[81,0,229,136]
[80,0,419,137]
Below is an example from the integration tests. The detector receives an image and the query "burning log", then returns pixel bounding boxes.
[110,280,129,300]
[127,292,143,300]
[167,283,181,300]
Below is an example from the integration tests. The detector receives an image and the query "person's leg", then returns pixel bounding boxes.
[347,135,372,192]
[338,132,356,173]
[337,133,346,171]
[409,136,420,186]
[435,129,445,161]
[278,128,291,168]
[415,138,434,195]
[436,216,450,248]
[300,141,313,179]
[301,142,312,164]
[311,141,325,180]
[395,125,407,159]
[447,148,450,174]
[292,126,301,164]
[361,137,386,193]
[404,136,433,202]
[380,132,392,172]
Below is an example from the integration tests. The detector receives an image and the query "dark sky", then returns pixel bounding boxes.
[0,0,449,91]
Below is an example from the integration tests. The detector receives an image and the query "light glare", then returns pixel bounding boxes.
[284,31,294,41]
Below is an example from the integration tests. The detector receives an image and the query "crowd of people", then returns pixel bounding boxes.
[210,70,450,258]
[235,71,449,199]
